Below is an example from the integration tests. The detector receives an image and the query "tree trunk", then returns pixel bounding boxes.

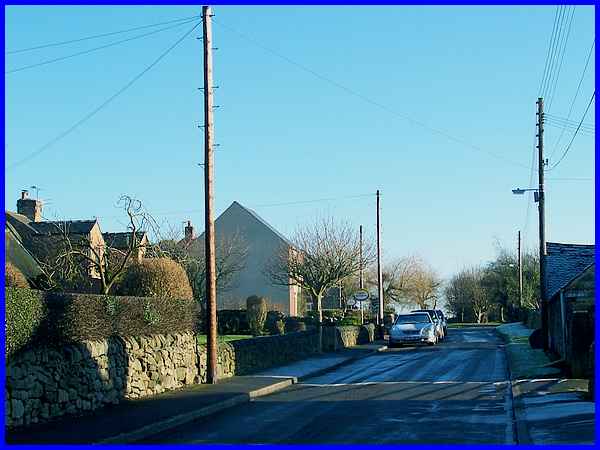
[314,294,324,353]
[500,306,505,323]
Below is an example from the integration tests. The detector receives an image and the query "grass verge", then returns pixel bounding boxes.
[196,335,253,345]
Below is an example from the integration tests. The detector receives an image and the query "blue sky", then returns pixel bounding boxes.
[4,5,595,278]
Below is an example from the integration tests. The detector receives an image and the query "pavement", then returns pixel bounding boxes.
[5,341,386,444]
[496,322,595,445]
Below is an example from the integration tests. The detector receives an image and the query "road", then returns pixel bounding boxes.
[142,327,516,444]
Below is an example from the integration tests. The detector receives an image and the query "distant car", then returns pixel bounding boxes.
[411,309,445,341]
[435,310,448,335]
[389,312,438,347]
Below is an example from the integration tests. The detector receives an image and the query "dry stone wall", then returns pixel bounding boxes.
[6,326,371,429]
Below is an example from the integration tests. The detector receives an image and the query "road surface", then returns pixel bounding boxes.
[142,327,516,444]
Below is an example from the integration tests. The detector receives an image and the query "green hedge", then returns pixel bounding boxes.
[42,292,199,343]
[5,288,200,356]
[5,288,46,358]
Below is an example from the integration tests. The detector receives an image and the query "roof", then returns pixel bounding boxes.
[545,242,595,300]
[5,221,42,279]
[231,201,292,246]
[102,232,147,249]
[29,220,98,235]
[192,201,292,248]
[5,211,38,239]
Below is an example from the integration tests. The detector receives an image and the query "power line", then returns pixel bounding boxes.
[548,91,595,171]
[213,18,532,171]
[541,5,565,98]
[547,39,595,159]
[5,17,199,75]
[6,21,202,171]
[6,14,201,55]
[546,6,576,111]
[539,6,562,97]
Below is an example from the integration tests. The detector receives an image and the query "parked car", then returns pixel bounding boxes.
[389,312,438,347]
[435,310,448,335]
[411,309,445,341]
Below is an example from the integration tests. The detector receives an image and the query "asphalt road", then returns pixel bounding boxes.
[142,327,516,444]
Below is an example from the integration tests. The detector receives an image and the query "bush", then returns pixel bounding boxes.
[5,263,29,288]
[5,288,46,358]
[265,310,285,335]
[285,316,307,332]
[246,296,268,336]
[41,292,198,343]
[339,316,362,326]
[117,258,193,300]
[217,310,250,335]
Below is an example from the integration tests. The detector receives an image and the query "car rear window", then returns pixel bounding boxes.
[395,314,430,324]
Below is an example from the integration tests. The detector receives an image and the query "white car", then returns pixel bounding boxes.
[389,312,438,347]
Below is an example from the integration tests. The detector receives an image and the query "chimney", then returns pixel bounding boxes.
[184,220,195,241]
[17,190,43,222]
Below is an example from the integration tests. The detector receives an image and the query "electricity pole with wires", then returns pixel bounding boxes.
[376,190,384,338]
[536,97,548,351]
[518,230,523,310]
[202,5,218,384]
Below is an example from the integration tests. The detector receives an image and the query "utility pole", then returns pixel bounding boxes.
[537,97,548,351]
[518,230,523,309]
[376,190,384,337]
[359,225,364,325]
[202,5,218,384]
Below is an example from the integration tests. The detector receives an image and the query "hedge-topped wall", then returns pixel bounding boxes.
[5,288,199,358]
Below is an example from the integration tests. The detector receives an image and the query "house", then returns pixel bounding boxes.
[545,242,595,375]
[102,232,149,262]
[5,190,145,290]
[183,201,301,315]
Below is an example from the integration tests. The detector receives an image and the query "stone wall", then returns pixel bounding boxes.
[323,324,375,352]
[6,333,199,428]
[6,326,370,429]
[197,330,319,382]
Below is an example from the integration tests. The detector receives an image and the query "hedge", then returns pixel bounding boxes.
[5,288,199,355]
[5,288,45,358]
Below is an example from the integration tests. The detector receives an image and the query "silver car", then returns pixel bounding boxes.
[389,312,438,347]
[412,309,445,341]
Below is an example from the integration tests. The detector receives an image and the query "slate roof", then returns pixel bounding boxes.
[102,232,147,249]
[29,220,97,235]
[5,221,42,279]
[545,242,595,300]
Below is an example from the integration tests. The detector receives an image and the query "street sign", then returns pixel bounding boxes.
[353,290,370,301]
[347,298,357,307]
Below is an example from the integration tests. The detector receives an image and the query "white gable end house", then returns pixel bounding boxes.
[184,201,300,315]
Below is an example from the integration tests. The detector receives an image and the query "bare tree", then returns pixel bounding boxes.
[266,217,375,335]
[366,256,419,311]
[402,257,442,309]
[151,228,248,308]
[36,195,153,294]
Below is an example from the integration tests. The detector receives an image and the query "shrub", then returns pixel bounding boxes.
[40,292,199,343]
[265,310,285,335]
[117,258,193,300]
[5,288,45,358]
[339,316,362,326]
[5,263,29,288]
[285,316,307,332]
[246,295,268,336]
[217,310,249,335]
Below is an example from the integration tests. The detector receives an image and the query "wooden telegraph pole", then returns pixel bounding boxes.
[518,230,523,309]
[202,5,218,384]
[537,97,548,351]
[359,225,364,325]
[376,190,384,336]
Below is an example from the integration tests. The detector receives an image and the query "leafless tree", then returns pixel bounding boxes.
[266,217,375,326]
[404,257,442,309]
[366,256,419,311]
[150,228,248,308]
[37,195,153,294]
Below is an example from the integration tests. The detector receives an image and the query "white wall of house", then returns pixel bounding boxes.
[201,202,298,314]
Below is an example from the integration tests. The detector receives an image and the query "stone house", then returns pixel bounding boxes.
[545,242,595,376]
[102,231,149,262]
[183,201,301,315]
